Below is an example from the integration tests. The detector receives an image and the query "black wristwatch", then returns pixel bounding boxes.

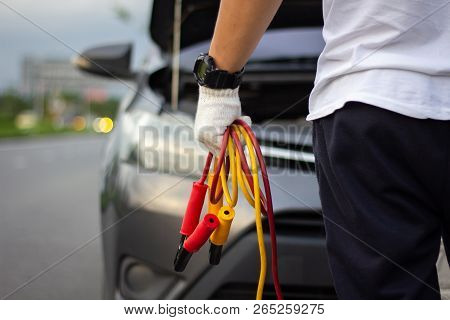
[193,53,244,89]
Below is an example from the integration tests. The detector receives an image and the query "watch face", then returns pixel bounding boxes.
[196,60,209,82]
[194,54,213,84]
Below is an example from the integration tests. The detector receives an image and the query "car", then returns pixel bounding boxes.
[75,0,449,300]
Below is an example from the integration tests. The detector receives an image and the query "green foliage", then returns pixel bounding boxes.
[60,91,82,104]
[0,90,32,118]
[89,97,120,119]
[0,90,120,138]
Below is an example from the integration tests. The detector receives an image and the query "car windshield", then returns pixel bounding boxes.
[179,27,324,71]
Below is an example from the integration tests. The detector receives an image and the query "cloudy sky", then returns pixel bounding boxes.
[0,0,152,90]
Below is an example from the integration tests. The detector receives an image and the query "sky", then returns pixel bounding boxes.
[0,0,153,90]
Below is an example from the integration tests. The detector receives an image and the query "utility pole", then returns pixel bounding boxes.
[171,0,182,111]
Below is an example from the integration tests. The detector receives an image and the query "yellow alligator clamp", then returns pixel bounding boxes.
[209,206,235,265]
[207,159,222,215]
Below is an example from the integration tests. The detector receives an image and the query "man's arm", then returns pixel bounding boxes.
[194,0,282,154]
[209,0,283,72]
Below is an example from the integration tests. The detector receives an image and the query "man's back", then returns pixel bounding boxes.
[308,0,450,120]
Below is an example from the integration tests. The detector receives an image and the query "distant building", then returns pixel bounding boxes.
[20,57,126,98]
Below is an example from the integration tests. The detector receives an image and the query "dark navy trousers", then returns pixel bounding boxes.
[313,102,450,299]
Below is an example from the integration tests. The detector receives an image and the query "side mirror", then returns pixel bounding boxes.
[73,43,134,80]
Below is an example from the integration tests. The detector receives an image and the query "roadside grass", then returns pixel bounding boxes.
[0,117,93,139]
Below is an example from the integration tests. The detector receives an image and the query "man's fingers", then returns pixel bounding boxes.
[202,139,221,156]
[238,115,252,127]
[198,134,222,156]
[195,116,253,155]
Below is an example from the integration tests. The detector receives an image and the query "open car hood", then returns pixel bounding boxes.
[150,0,323,53]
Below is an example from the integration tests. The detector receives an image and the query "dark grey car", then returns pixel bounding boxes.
[77,0,336,299]
[76,0,450,299]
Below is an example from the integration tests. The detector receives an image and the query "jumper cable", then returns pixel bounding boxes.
[174,119,283,300]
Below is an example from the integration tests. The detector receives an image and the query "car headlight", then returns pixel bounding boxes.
[137,111,207,178]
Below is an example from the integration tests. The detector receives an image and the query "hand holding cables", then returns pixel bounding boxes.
[173,119,283,300]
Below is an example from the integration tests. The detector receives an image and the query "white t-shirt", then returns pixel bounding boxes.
[307,0,450,121]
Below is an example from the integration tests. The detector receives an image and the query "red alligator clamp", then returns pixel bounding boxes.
[173,154,213,263]
[179,181,209,240]
[174,214,219,272]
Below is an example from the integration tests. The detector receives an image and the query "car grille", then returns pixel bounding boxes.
[258,138,315,173]
[208,212,332,300]
[210,283,336,300]
[210,212,334,300]
[274,211,325,236]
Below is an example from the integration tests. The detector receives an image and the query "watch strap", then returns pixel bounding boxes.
[204,69,243,89]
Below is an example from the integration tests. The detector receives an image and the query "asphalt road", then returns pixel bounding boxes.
[0,135,106,299]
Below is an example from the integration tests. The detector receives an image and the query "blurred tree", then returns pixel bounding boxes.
[90,97,120,119]
[60,91,82,105]
[0,90,32,119]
